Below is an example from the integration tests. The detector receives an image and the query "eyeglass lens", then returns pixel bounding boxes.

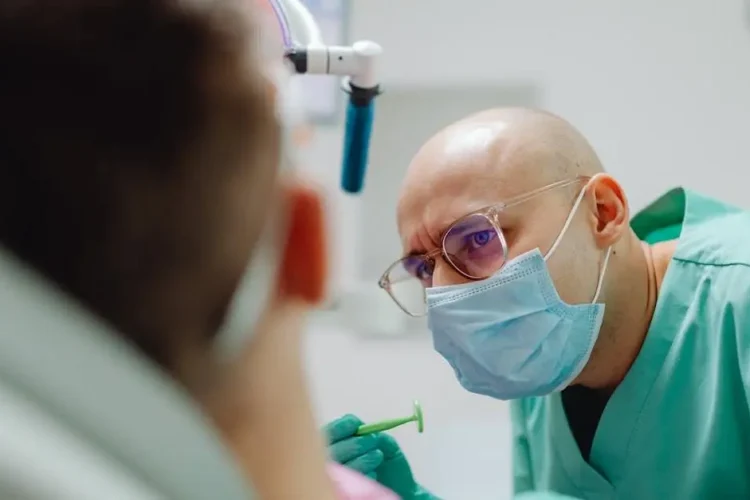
[442,213,506,279]
[386,255,432,315]
[386,214,505,315]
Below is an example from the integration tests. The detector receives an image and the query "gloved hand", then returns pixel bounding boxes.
[325,414,439,500]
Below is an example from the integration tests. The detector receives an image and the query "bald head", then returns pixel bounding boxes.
[460,108,602,174]
[394,107,632,302]
[399,108,603,225]
[398,108,605,249]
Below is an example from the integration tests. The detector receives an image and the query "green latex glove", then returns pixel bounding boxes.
[325,415,439,500]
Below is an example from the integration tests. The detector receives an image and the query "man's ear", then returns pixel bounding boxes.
[277,182,327,304]
[588,174,629,248]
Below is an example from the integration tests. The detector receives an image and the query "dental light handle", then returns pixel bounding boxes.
[285,41,382,194]
[341,84,377,193]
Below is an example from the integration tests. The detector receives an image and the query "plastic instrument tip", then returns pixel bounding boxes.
[413,400,424,433]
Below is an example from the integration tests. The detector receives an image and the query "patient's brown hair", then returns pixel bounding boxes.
[0,0,281,385]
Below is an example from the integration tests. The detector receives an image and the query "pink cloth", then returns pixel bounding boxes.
[327,463,398,500]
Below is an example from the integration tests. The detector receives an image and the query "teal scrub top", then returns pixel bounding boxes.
[510,188,750,500]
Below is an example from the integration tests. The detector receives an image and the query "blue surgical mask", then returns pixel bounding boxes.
[425,183,611,400]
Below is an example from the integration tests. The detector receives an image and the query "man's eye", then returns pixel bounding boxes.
[466,230,495,249]
[416,259,435,280]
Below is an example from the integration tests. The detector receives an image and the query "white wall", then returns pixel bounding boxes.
[303,1,750,498]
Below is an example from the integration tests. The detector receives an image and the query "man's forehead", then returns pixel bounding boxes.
[397,153,543,252]
[405,129,527,196]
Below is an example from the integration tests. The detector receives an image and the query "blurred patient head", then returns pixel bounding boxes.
[395,108,650,390]
[0,0,331,497]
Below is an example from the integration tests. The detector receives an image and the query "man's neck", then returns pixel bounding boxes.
[576,236,672,391]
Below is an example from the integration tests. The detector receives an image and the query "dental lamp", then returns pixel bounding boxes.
[268,0,382,194]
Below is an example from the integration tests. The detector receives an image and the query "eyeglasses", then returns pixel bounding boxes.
[378,176,590,317]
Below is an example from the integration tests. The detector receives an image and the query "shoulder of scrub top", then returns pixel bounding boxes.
[631,187,750,267]
[639,188,750,390]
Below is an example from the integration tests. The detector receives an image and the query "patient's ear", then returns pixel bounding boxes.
[277,182,327,304]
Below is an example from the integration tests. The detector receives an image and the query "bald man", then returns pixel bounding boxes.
[325,108,750,499]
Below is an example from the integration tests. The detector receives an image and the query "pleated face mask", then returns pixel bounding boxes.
[426,178,612,400]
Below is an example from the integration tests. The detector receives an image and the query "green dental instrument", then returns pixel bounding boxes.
[355,400,424,436]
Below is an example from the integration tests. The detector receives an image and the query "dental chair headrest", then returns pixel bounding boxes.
[0,247,254,499]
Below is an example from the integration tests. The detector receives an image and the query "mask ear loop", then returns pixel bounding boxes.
[591,247,611,304]
[542,175,612,305]
[543,180,592,262]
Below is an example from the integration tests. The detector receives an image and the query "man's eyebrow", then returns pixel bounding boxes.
[405,249,426,257]
[401,240,431,258]
[402,228,444,257]
[447,221,474,234]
